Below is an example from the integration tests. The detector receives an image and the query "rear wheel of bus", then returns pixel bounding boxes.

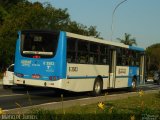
[92,77,103,96]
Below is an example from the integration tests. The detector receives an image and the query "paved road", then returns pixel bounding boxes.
[0,86,91,110]
[0,82,159,111]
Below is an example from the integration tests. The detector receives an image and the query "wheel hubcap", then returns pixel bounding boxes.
[95,82,101,93]
[132,81,136,88]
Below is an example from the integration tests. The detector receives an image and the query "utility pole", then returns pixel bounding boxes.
[111,0,128,41]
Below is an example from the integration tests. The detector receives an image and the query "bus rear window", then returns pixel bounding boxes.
[21,31,59,58]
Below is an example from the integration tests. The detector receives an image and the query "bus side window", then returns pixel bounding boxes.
[117,48,129,66]
[135,52,140,66]
[77,40,89,64]
[67,38,76,63]
[89,42,99,64]
[99,45,109,65]
[116,48,122,66]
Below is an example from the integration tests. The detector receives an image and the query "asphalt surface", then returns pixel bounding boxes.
[0,86,90,110]
[0,81,159,111]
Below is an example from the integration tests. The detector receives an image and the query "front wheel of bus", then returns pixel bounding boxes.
[129,78,137,92]
[92,77,102,96]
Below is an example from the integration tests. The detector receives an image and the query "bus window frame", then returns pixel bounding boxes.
[20,30,60,58]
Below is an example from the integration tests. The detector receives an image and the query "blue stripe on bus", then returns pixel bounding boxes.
[129,46,144,51]
[67,76,109,79]
[67,76,135,79]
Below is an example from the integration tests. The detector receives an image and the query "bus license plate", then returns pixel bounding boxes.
[32,74,40,79]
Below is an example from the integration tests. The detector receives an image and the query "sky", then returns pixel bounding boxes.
[30,0,160,48]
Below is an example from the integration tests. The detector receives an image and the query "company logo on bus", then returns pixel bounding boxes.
[118,68,126,74]
[32,74,40,79]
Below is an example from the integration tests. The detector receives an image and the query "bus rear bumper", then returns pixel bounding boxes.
[13,75,64,88]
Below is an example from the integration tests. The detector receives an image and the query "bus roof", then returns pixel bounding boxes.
[66,32,145,51]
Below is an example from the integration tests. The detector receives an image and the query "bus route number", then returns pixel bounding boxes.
[69,67,78,72]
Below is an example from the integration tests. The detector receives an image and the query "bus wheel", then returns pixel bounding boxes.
[129,78,137,92]
[92,77,102,96]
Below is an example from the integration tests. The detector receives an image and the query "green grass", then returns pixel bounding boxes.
[53,92,160,114]
[3,91,159,120]
[27,92,160,120]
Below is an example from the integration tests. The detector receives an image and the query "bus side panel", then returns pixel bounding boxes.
[128,66,139,87]
[115,66,129,88]
[65,63,109,92]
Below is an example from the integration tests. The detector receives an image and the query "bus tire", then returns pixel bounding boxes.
[129,78,137,92]
[92,77,103,96]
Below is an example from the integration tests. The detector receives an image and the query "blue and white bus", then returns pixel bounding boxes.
[14,30,145,95]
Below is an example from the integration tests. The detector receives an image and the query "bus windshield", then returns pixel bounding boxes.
[21,31,59,58]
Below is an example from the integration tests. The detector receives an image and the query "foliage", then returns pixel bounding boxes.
[146,43,160,72]
[27,92,159,120]
[0,0,26,10]
[0,5,8,26]
[1,92,159,120]
[0,1,101,71]
[117,33,137,46]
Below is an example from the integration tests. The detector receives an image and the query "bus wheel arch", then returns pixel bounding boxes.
[130,75,137,91]
[92,76,103,96]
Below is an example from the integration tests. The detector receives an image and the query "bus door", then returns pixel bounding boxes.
[139,54,145,84]
[109,49,116,88]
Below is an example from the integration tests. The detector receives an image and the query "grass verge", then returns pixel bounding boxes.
[1,91,160,120]
[29,92,160,120]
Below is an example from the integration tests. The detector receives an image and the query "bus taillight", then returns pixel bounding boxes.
[49,76,59,80]
[32,74,40,79]
[33,55,40,58]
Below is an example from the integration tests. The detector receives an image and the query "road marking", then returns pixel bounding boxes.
[0,94,24,98]
[0,91,55,98]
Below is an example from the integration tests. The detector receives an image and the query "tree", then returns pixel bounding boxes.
[117,33,137,46]
[146,43,160,72]
[0,6,8,26]
[0,1,70,70]
[0,0,25,10]
[65,21,101,38]
[0,1,101,71]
